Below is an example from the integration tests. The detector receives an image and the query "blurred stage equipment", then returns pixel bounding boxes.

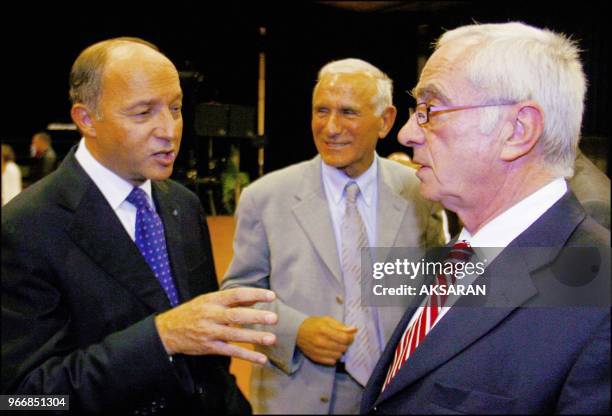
[185,28,268,215]
[193,103,257,215]
[257,26,267,178]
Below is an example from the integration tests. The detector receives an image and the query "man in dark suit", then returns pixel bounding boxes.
[361,22,610,414]
[28,131,57,184]
[2,37,278,414]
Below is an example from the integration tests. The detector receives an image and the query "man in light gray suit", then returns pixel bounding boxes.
[221,59,446,414]
[569,150,610,229]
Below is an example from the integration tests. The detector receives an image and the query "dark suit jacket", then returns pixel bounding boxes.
[1,148,250,414]
[361,192,611,414]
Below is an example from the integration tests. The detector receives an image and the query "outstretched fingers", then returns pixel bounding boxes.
[207,340,270,364]
[211,323,277,346]
[221,306,278,326]
[210,287,276,307]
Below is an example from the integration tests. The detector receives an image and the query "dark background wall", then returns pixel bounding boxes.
[4,1,609,191]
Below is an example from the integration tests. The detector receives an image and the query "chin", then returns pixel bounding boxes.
[147,168,174,182]
[321,154,348,168]
[419,182,442,203]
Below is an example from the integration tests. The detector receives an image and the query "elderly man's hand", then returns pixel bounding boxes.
[155,287,278,364]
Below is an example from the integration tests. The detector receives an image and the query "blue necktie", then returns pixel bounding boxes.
[126,187,180,306]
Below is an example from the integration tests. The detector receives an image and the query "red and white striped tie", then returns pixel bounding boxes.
[381,241,474,392]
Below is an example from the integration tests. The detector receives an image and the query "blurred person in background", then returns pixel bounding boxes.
[28,131,57,183]
[1,143,22,205]
[568,150,610,229]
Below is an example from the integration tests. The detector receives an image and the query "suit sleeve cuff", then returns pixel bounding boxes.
[253,301,308,375]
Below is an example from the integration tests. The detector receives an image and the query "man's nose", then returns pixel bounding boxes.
[324,113,342,136]
[397,113,425,147]
[154,108,181,141]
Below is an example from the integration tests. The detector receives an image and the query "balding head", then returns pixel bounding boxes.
[68,36,183,185]
[69,37,172,116]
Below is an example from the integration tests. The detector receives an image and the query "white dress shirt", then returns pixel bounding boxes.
[75,139,155,241]
[321,155,378,252]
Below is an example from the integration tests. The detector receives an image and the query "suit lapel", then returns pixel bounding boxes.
[153,181,192,303]
[376,254,537,404]
[67,183,171,312]
[292,157,343,286]
[361,301,421,410]
[375,159,415,342]
[60,150,173,312]
[376,159,409,248]
[371,192,586,408]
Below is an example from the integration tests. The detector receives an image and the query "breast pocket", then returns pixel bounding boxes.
[428,381,517,414]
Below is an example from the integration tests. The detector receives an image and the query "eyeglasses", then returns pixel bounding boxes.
[409,102,516,126]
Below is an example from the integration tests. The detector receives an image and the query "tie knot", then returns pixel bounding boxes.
[126,187,151,211]
[449,240,474,261]
[345,181,360,204]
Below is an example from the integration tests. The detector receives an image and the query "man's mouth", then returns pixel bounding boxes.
[325,141,350,149]
[152,150,176,165]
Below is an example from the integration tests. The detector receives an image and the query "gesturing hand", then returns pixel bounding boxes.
[155,287,278,364]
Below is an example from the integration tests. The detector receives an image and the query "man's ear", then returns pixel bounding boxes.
[378,105,398,140]
[500,101,544,162]
[70,104,97,138]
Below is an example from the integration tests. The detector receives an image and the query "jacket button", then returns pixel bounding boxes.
[320,396,329,403]
[336,296,343,304]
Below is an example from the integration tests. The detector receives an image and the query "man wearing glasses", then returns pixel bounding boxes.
[361,22,610,414]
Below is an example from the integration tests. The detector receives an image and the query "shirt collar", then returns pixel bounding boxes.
[458,177,567,247]
[321,154,378,206]
[75,138,153,210]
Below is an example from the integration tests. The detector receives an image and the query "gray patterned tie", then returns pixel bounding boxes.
[342,181,380,386]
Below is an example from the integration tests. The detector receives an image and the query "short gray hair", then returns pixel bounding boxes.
[436,22,586,177]
[316,58,393,115]
[69,37,160,116]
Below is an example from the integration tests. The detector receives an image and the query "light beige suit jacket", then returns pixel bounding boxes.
[221,155,446,414]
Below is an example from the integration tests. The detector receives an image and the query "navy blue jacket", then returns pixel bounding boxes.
[361,192,610,414]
